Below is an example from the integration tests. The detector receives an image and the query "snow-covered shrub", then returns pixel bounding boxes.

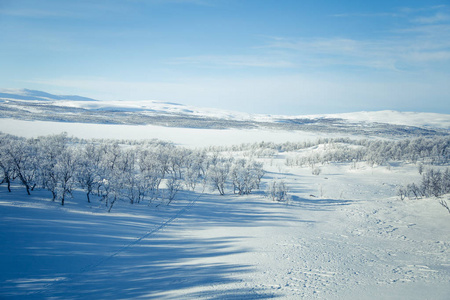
[164,175,182,203]
[230,159,264,195]
[266,180,290,202]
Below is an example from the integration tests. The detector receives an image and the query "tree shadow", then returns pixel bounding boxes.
[0,188,288,299]
[177,192,314,228]
[289,195,353,211]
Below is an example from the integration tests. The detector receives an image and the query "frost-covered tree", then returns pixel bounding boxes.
[208,159,231,195]
[6,138,39,195]
[75,143,103,203]
[36,133,68,200]
[183,150,205,191]
[55,148,77,206]
[165,174,182,203]
[230,159,264,195]
[401,167,450,201]
[442,168,450,194]
[0,136,16,192]
[266,180,290,202]
[137,147,167,202]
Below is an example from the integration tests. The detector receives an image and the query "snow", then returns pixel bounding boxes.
[1,89,450,130]
[0,118,355,148]
[1,157,449,299]
[320,110,450,130]
[1,89,449,298]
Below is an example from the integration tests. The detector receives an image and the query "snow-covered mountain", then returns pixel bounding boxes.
[1,88,449,136]
[0,88,97,102]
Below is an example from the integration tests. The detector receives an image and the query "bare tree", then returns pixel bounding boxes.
[439,199,450,214]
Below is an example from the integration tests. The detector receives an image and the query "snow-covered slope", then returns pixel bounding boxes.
[0,89,449,136]
[1,151,449,299]
[318,110,450,131]
[0,88,97,102]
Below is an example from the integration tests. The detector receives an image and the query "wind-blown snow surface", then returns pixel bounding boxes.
[1,160,449,299]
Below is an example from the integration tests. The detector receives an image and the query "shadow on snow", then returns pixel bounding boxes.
[0,186,288,299]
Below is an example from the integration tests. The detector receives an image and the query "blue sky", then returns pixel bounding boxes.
[1,0,449,115]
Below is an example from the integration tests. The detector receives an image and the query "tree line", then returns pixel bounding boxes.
[284,137,450,168]
[205,137,449,166]
[0,132,265,211]
[397,168,450,214]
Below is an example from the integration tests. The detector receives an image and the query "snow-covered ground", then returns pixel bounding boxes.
[0,118,357,148]
[1,89,450,134]
[1,88,449,299]
[2,89,450,129]
[1,156,449,299]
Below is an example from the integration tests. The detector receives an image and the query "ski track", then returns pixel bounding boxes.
[5,194,200,299]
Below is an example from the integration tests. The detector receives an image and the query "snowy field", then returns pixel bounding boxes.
[0,118,356,148]
[1,129,449,299]
[1,91,449,299]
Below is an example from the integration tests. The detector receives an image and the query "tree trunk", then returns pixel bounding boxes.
[108,196,117,213]
[5,177,11,192]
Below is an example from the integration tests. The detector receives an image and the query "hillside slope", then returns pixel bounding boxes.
[1,89,449,136]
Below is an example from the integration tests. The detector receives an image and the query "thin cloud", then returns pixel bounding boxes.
[399,4,447,14]
[171,26,450,72]
[132,0,215,6]
[332,12,400,18]
[170,55,296,68]
[333,5,450,24]
[0,8,75,18]
[262,13,450,71]
[413,12,450,24]
[171,5,450,72]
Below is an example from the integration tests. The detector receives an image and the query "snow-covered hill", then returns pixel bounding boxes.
[0,88,97,102]
[1,89,449,135]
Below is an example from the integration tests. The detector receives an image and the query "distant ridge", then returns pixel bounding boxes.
[0,88,449,134]
[0,88,97,102]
